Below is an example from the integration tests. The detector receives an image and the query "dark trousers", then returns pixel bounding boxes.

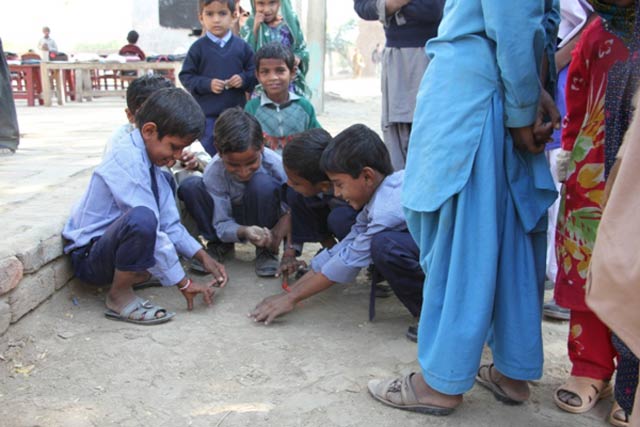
[70,206,157,286]
[201,116,217,156]
[177,172,282,243]
[287,188,358,245]
[370,230,424,317]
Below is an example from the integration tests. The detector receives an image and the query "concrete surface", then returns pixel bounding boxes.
[0,78,613,426]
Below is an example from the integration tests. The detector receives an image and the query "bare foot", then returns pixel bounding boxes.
[481,365,530,402]
[411,372,463,409]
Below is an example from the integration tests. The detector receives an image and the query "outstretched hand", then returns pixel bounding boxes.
[248,293,296,325]
[179,278,216,311]
[276,250,307,278]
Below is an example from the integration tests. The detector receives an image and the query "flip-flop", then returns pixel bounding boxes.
[476,364,528,405]
[609,401,630,427]
[104,297,175,325]
[553,376,612,414]
[367,373,457,416]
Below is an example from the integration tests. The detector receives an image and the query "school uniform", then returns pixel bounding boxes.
[286,187,358,250]
[310,171,424,317]
[182,147,287,244]
[62,129,202,286]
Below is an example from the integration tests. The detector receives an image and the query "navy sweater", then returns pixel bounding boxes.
[354,0,444,48]
[179,35,256,117]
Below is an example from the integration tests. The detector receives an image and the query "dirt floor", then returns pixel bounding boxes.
[0,78,616,426]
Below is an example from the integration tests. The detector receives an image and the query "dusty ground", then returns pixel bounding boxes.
[0,78,615,426]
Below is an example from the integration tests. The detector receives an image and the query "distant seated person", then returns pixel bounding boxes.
[245,42,320,153]
[38,26,57,60]
[119,30,146,60]
[250,124,425,337]
[63,88,227,325]
[279,128,358,277]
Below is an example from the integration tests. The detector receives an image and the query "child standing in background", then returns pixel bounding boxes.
[245,42,321,153]
[180,0,257,156]
[241,0,310,98]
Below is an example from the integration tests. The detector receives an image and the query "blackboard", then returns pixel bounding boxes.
[159,0,200,29]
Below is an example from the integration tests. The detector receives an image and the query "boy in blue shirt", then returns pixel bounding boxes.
[182,107,290,277]
[250,124,425,332]
[63,88,228,325]
[244,42,321,153]
[179,0,257,156]
[278,128,358,276]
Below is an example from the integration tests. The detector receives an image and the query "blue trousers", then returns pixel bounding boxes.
[201,116,217,156]
[370,230,424,317]
[407,105,546,395]
[286,187,358,245]
[70,206,157,286]
[177,172,282,243]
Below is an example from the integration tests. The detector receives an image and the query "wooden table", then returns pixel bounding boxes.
[9,64,43,107]
[39,61,183,106]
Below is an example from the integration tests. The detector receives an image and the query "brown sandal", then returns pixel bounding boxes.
[368,373,457,416]
[476,364,528,405]
[553,376,612,414]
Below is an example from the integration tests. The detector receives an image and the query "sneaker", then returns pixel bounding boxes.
[375,282,393,298]
[255,247,278,277]
[406,324,418,342]
[543,299,570,320]
[207,242,234,263]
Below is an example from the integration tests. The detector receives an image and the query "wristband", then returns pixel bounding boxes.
[179,278,192,291]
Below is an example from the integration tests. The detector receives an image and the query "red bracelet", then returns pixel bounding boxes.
[179,278,192,291]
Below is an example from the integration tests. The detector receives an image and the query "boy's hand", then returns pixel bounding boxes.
[533,88,561,146]
[193,248,228,287]
[211,79,226,94]
[245,226,272,247]
[180,152,199,171]
[226,74,243,89]
[178,278,215,311]
[268,213,290,253]
[509,126,544,154]
[277,249,307,277]
[249,293,296,325]
[253,12,264,34]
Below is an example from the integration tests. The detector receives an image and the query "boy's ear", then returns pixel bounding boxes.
[140,122,158,139]
[125,108,135,124]
[318,181,332,194]
[361,167,376,183]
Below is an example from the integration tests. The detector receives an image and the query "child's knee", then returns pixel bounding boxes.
[125,206,158,239]
[246,172,280,202]
[177,175,205,201]
[370,231,395,265]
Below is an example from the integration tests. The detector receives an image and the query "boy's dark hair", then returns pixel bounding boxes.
[126,75,173,114]
[127,30,139,44]
[282,129,332,184]
[320,124,393,178]
[255,42,295,72]
[214,107,263,154]
[135,87,205,141]
[199,0,236,13]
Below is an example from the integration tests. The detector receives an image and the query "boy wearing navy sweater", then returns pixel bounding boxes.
[179,0,257,156]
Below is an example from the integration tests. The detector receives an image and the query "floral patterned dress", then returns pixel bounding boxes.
[555,17,629,311]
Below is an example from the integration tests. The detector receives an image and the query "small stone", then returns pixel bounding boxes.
[57,331,74,339]
[0,257,24,296]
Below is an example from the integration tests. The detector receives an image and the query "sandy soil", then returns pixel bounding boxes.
[0,78,615,426]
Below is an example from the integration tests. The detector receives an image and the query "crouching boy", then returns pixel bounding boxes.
[250,124,424,333]
[63,88,228,325]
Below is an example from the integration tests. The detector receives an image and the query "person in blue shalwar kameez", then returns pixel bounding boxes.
[368,0,561,415]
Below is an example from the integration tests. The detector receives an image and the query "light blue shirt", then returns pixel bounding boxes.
[202,147,288,242]
[206,30,232,48]
[403,0,557,214]
[62,129,202,286]
[311,171,406,284]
